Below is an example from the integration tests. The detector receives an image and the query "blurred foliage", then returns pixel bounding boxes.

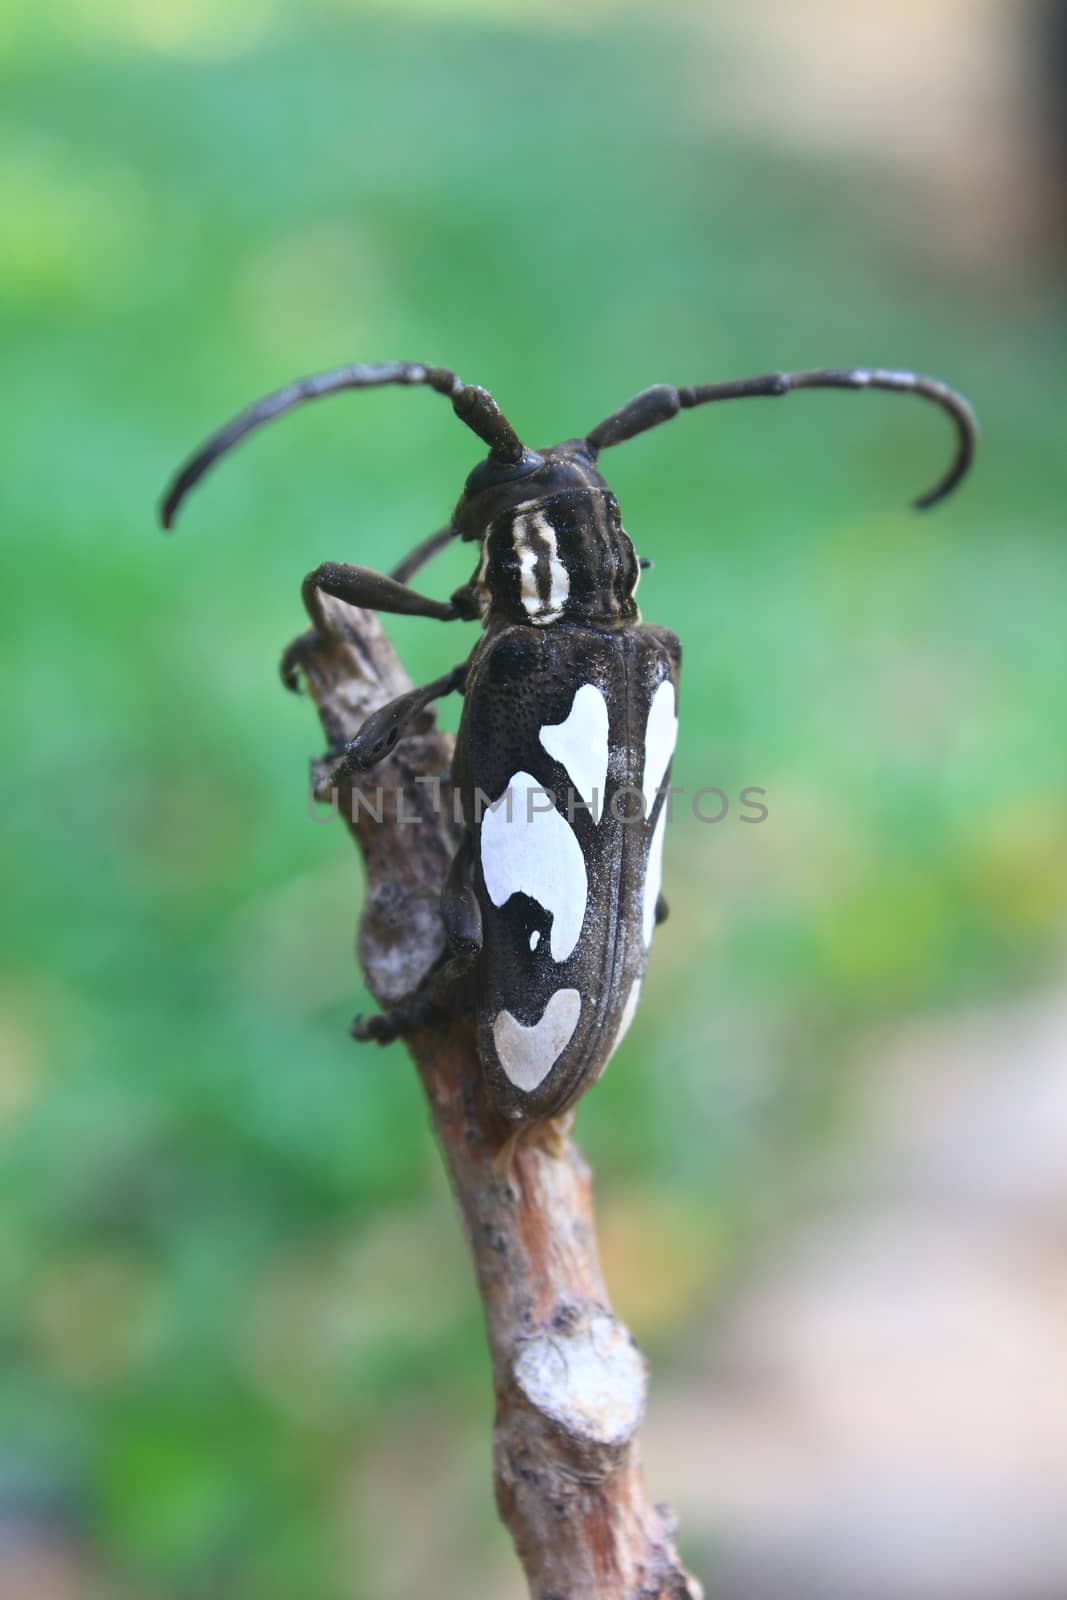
[1,1,1065,1595]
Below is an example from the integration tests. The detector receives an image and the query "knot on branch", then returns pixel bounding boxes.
[514,1302,647,1451]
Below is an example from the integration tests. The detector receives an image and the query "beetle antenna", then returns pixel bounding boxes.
[160,362,524,528]
[585,367,978,510]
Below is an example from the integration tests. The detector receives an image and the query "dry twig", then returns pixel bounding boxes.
[294,588,702,1600]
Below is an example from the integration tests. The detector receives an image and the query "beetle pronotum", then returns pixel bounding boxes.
[162,362,976,1123]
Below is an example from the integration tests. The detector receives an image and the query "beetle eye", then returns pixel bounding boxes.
[463,449,544,499]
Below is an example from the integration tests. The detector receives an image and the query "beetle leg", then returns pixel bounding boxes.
[440,834,483,978]
[330,661,469,776]
[279,628,321,692]
[655,892,669,926]
[281,561,479,691]
[351,835,481,1046]
[304,561,479,622]
[350,992,449,1045]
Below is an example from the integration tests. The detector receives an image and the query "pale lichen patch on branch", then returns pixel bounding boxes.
[514,1305,647,1448]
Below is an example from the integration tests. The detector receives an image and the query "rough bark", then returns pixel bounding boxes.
[294,589,702,1600]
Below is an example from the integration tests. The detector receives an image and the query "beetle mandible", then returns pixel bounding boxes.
[161,362,977,1124]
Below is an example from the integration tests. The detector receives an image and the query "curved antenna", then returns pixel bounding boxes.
[160,362,524,529]
[585,367,978,510]
[388,524,456,585]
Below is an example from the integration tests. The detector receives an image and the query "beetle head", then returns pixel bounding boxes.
[451,440,609,542]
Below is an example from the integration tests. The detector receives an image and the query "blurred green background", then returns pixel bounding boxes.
[2,1,1065,1596]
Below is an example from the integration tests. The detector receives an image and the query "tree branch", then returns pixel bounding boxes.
[293,589,702,1600]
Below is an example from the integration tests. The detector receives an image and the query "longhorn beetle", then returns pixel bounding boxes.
[161,362,977,1124]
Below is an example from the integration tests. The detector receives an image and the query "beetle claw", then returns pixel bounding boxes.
[351,1012,400,1045]
[279,628,321,693]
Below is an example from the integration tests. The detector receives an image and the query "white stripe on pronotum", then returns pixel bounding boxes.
[512,510,570,623]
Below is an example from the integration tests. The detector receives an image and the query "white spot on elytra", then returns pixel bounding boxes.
[609,977,642,1063]
[641,680,678,813]
[513,510,570,624]
[529,929,540,950]
[595,975,643,1082]
[480,771,587,962]
[642,803,668,946]
[492,988,581,1091]
[539,684,608,822]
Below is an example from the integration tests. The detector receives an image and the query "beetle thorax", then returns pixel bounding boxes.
[476,488,639,628]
